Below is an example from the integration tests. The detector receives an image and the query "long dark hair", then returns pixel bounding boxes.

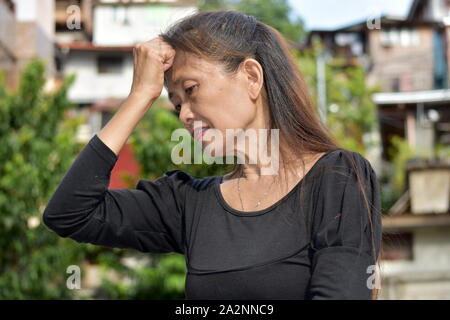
[159,10,383,299]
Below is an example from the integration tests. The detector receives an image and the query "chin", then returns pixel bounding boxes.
[200,141,234,160]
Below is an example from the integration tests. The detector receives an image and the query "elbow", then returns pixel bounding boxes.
[42,206,95,238]
[42,210,69,237]
[42,210,60,236]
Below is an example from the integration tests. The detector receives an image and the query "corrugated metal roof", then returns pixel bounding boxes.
[373,89,450,105]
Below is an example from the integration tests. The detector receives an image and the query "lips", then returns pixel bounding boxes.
[193,127,209,140]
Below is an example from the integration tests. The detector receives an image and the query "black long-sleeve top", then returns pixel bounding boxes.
[42,134,382,300]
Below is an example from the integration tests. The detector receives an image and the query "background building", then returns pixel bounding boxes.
[0,0,55,90]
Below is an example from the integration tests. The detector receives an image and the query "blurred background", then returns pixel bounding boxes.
[1,0,450,300]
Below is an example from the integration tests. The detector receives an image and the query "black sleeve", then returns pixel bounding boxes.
[42,134,190,255]
[307,150,382,300]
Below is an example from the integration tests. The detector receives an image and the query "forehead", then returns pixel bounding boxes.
[165,51,220,88]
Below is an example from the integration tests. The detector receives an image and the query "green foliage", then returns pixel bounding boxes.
[96,254,186,299]
[198,0,306,42]
[325,62,380,154]
[0,59,140,300]
[0,59,89,299]
[198,0,231,11]
[293,43,380,155]
[0,59,209,300]
[388,136,417,197]
[234,0,306,42]
[435,142,450,158]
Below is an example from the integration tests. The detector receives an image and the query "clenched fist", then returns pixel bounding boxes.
[129,36,176,104]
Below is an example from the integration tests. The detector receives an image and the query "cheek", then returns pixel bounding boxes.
[222,98,254,128]
[208,108,250,130]
[199,84,253,127]
[225,85,255,121]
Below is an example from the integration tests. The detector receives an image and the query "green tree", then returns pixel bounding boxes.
[199,0,306,42]
[0,59,205,300]
[0,60,89,299]
[0,59,140,300]
[235,0,306,42]
[198,0,230,11]
[293,42,380,155]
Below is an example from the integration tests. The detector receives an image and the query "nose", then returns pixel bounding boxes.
[178,103,195,128]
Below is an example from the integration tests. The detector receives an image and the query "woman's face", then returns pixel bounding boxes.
[165,50,267,158]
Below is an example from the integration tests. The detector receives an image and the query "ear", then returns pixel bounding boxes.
[242,58,264,100]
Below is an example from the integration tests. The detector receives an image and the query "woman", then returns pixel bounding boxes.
[43,10,382,300]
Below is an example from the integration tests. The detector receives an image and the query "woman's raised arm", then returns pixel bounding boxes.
[41,37,187,254]
[42,134,189,254]
[97,36,176,156]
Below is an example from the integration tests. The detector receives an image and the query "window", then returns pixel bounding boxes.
[112,5,130,25]
[334,32,364,56]
[390,77,400,91]
[381,28,419,47]
[381,232,414,261]
[97,56,123,74]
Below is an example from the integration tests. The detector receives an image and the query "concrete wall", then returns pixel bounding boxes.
[93,4,197,46]
[0,0,17,89]
[367,26,435,92]
[12,0,56,78]
[379,227,450,299]
[65,50,134,102]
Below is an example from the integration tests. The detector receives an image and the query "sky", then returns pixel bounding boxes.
[288,0,414,30]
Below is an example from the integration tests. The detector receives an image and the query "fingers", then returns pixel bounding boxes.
[129,36,177,99]
[134,37,176,71]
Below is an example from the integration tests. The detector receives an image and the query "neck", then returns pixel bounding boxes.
[234,144,281,181]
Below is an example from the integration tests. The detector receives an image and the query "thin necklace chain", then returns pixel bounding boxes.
[236,168,277,211]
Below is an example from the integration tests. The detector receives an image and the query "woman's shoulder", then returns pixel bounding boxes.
[310,148,376,182]
[320,148,374,169]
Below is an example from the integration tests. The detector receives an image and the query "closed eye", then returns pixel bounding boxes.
[185,85,197,95]
[173,85,196,114]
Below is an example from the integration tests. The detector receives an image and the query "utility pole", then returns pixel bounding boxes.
[313,36,331,124]
[316,48,327,124]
